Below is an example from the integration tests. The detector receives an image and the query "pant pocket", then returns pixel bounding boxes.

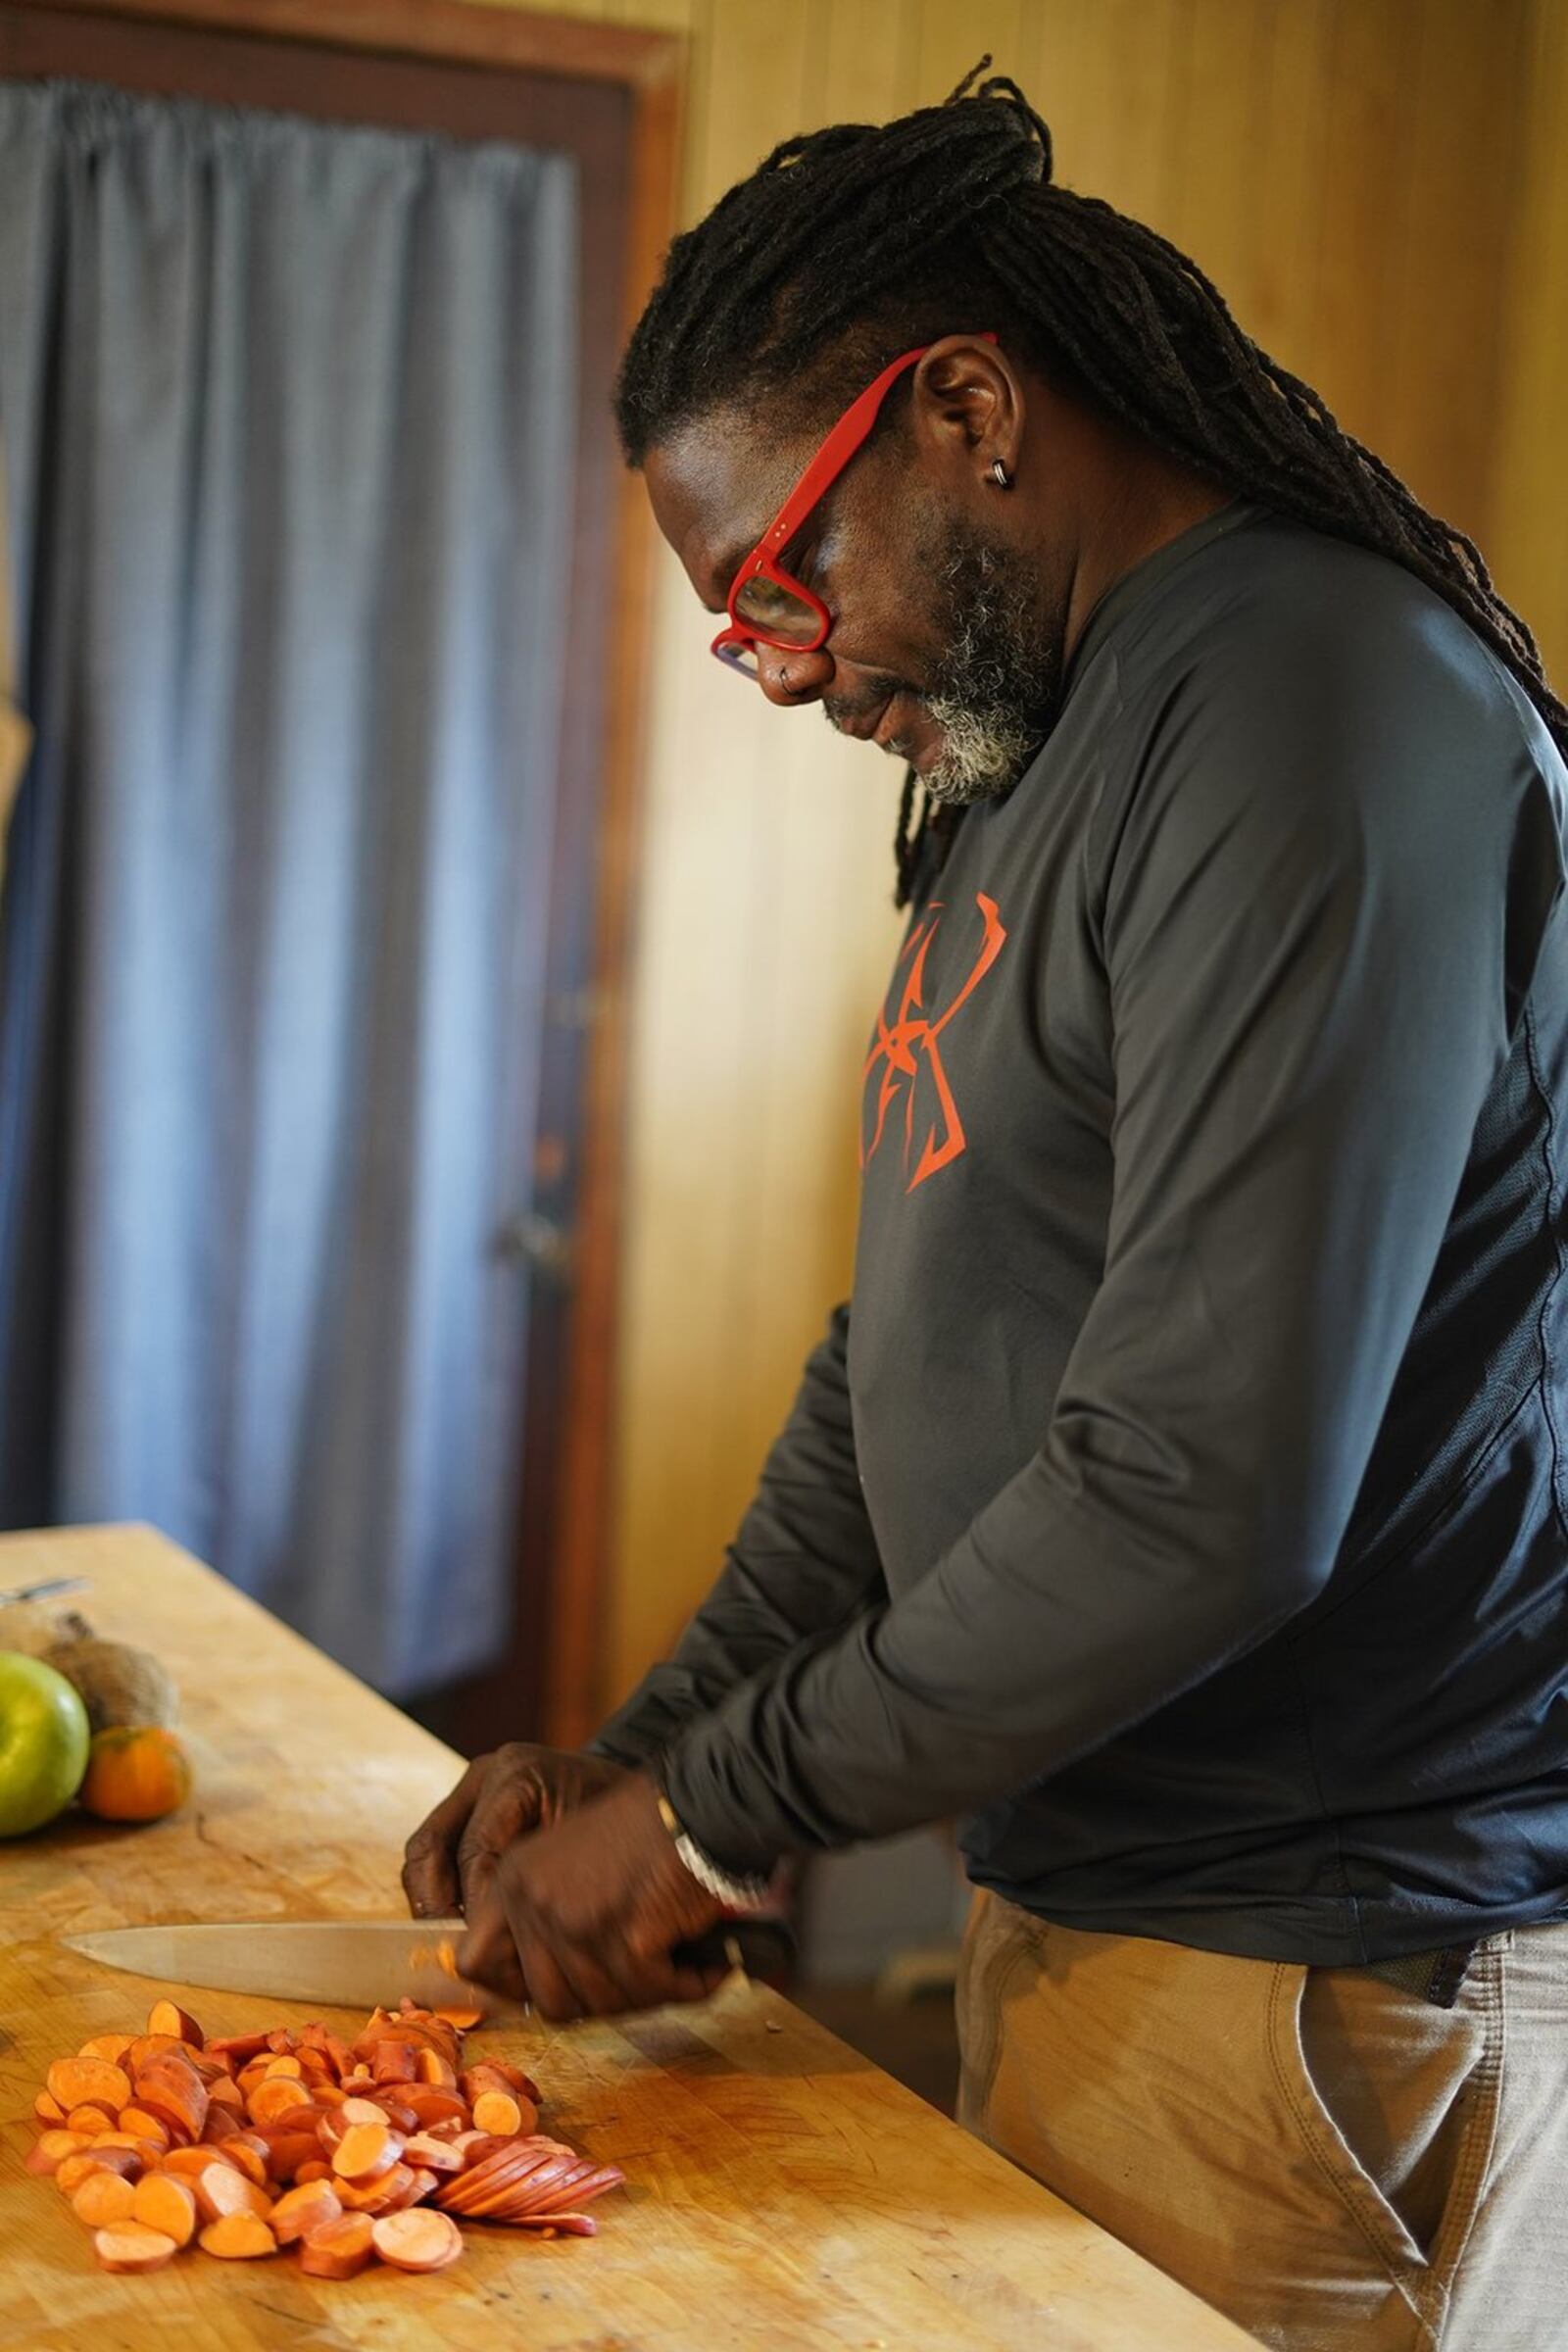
[1269,1955,1494,2303]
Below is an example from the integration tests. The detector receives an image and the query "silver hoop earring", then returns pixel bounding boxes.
[989,459,1012,489]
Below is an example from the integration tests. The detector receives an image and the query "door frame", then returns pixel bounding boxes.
[0,0,682,1747]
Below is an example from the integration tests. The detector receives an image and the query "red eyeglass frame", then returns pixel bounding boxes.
[710,331,999,675]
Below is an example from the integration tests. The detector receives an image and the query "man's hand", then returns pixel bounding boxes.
[401,1744,632,1920]
[454,1772,731,2022]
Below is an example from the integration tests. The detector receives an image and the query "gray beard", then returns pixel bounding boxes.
[891,533,1061,806]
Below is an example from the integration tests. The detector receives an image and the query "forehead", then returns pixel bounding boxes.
[644,415,812,608]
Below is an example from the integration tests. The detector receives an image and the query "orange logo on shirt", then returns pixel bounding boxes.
[861,892,1007,1192]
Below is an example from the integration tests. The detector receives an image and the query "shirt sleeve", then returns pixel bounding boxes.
[586,1303,886,1768]
[659,613,1567,1870]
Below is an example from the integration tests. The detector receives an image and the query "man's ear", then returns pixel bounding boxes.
[908,336,1023,487]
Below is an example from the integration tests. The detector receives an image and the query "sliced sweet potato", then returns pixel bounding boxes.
[146,1999,204,2047]
[71,2171,136,2229]
[402,2132,465,2175]
[199,2214,277,2259]
[25,2131,91,2178]
[371,2208,463,2273]
[164,2144,239,2180]
[119,2106,171,2147]
[77,2034,134,2067]
[32,2090,67,2126]
[55,2148,141,2196]
[131,2173,198,2247]
[94,2221,179,2273]
[248,2075,317,2127]
[63,2104,116,2137]
[46,2058,130,2116]
[270,2179,344,2245]
[470,2091,525,2137]
[204,2031,270,2064]
[132,2056,208,2142]
[191,2163,273,2226]
[299,2212,375,2278]
[331,2122,402,2183]
[401,2086,468,2131]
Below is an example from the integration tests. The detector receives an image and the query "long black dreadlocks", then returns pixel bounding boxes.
[615,64,1568,909]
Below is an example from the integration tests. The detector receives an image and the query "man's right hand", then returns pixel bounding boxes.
[401,1743,634,1920]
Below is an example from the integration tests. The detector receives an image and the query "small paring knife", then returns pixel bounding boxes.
[63,1916,795,2017]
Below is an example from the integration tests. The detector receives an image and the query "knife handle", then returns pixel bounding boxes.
[672,1919,795,1983]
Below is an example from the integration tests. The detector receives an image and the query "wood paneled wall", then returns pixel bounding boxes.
[477,0,1566,1707]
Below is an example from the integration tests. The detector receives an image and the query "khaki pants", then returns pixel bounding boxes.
[956,1889,1568,2350]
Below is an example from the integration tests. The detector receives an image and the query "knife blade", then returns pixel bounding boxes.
[64,1915,795,2015]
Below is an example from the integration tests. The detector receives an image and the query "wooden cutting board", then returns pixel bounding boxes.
[0,1524,1259,2349]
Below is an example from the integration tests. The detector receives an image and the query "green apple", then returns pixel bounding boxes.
[0,1649,91,1836]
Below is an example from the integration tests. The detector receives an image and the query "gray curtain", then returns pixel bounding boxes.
[0,79,578,1692]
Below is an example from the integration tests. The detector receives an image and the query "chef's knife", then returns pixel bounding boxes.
[64,1915,794,2016]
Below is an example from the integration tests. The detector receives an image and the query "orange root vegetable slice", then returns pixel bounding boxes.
[337,2095,392,2127]
[132,2060,208,2143]
[204,2032,270,2064]
[125,2034,190,2074]
[270,2180,344,2245]
[262,2053,305,2080]
[55,2148,141,2196]
[130,2173,199,2247]
[219,2136,270,2187]
[199,2214,278,2260]
[370,2208,463,2273]
[32,2090,67,2126]
[401,2133,465,2175]
[146,2000,204,2047]
[25,2132,92,2178]
[93,2222,179,2273]
[63,2104,116,2136]
[71,2171,137,2229]
[415,2047,459,2087]
[164,2144,238,2180]
[530,2164,624,2213]
[331,2122,401,2182]
[294,2159,332,2185]
[367,2094,419,2135]
[401,2087,468,2131]
[334,2162,422,2215]
[192,2164,273,2226]
[248,2076,317,2127]
[505,2211,599,2236]
[469,2091,525,2137]
[77,2034,135,2067]
[206,2076,246,2113]
[263,2132,322,2184]
[299,2212,376,2278]
[370,2041,418,2084]
[432,2008,484,2033]
[118,2107,172,2147]
[46,2059,131,2116]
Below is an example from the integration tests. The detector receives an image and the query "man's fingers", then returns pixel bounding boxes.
[454,1897,529,2005]
[401,1756,489,1919]
[456,1763,542,1914]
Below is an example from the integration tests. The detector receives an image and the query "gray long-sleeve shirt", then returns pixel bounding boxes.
[594,498,1568,1965]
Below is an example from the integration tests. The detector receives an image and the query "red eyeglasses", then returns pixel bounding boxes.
[710,332,999,679]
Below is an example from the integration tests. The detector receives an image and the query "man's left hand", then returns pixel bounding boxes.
[455,1772,731,2021]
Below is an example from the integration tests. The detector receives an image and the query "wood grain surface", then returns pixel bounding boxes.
[0,1524,1259,2348]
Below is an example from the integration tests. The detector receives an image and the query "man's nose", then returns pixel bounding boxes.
[754,640,834,708]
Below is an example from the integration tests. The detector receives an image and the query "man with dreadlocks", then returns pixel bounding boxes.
[406,72,1568,2349]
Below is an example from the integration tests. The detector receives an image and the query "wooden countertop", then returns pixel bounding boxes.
[0,1525,1259,2350]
